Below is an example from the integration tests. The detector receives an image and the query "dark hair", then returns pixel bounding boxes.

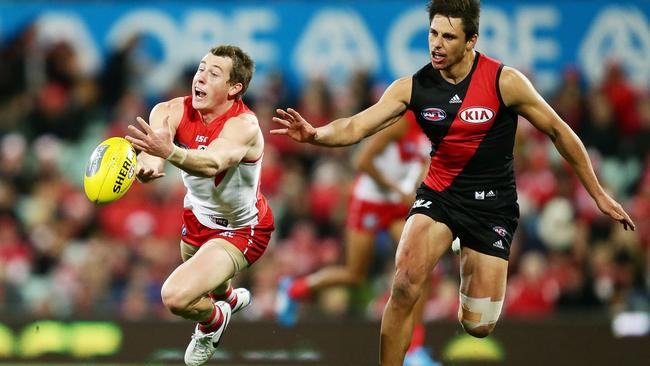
[427,0,480,41]
[210,45,255,100]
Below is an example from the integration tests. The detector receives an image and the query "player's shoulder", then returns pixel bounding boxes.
[384,76,413,101]
[499,66,524,82]
[392,76,413,88]
[153,97,185,115]
[498,66,532,93]
[231,111,259,127]
[223,112,260,138]
[150,97,186,127]
[498,66,537,107]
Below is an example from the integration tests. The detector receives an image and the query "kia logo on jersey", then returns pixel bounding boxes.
[459,107,495,124]
[421,108,447,122]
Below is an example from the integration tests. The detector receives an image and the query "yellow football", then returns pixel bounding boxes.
[84,137,137,204]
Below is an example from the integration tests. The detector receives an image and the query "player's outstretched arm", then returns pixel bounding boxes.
[271,77,412,147]
[500,67,635,231]
[128,112,258,178]
[180,114,260,177]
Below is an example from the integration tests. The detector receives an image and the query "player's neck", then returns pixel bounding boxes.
[198,99,235,124]
[440,50,475,85]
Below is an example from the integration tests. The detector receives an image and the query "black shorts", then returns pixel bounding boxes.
[408,184,519,260]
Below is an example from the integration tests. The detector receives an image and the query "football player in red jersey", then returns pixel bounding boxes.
[127,45,274,366]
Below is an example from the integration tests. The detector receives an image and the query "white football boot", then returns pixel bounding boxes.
[451,237,461,255]
[230,288,252,314]
[184,301,232,366]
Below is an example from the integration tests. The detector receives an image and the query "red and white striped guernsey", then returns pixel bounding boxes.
[175,96,265,230]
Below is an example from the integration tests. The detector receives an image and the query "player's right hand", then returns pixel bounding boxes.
[135,159,165,183]
[270,108,317,143]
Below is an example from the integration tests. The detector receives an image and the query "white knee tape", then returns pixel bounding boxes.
[459,293,504,329]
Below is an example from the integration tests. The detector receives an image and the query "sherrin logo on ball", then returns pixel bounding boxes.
[84,137,137,204]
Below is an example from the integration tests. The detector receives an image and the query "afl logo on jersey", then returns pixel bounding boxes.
[421,108,447,122]
[459,107,495,124]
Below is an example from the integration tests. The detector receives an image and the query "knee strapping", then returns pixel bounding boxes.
[459,293,503,329]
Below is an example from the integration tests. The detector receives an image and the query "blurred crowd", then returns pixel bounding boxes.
[0,23,649,323]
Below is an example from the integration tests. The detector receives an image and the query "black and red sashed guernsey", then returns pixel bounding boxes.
[408,52,519,258]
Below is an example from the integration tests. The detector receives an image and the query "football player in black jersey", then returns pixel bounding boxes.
[272,1,635,365]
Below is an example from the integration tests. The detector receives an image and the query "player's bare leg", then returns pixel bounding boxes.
[380,215,452,366]
[181,242,251,314]
[457,247,507,338]
[163,239,236,320]
[388,220,438,365]
[161,239,238,366]
[388,220,432,327]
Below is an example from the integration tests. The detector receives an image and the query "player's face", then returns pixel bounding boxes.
[192,53,236,111]
[428,15,474,70]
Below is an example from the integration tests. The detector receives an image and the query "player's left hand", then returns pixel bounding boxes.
[134,158,165,183]
[271,108,317,143]
[596,193,636,231]
[126,116,174,159]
